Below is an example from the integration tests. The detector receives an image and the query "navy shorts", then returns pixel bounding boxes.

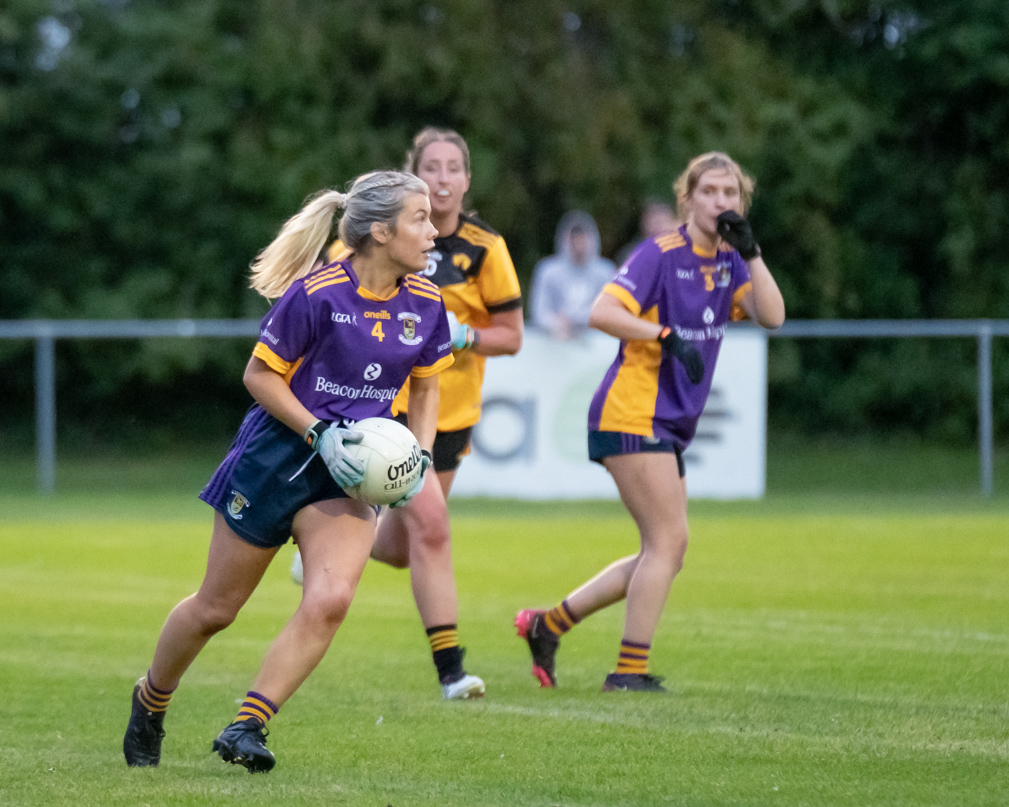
[200,406,351,549]
[587,430,686,478]
[393,413,472,473]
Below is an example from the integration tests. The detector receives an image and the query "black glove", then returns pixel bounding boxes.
[658,327,705,384]
[716,210,760,260]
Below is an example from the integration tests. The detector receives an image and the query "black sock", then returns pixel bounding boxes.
[426,624,464,684]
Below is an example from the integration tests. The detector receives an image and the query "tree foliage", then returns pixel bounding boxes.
[0,0,1006,444]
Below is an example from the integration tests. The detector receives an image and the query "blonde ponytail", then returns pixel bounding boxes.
[249,190,347,299]
[249,171,428,299]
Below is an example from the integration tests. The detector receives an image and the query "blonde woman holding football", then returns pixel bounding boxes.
[124,170,453,772]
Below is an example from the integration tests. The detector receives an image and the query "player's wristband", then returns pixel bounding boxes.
[421,448,433,466]
[303,419,329,449]
[469,328,480,350]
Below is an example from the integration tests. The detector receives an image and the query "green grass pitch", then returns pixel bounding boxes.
[1,491,1007,806]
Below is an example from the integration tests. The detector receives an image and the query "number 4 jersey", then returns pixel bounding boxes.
[251,260,454,425]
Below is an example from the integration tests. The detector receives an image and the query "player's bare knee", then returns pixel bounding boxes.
[644,530,688,573]
[303,585,354,627]
[410,520,451,555]
[673,531,688,564]
[194,601,240,636]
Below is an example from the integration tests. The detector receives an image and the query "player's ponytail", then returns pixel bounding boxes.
[250,171,428,299]
[250,190,348,298]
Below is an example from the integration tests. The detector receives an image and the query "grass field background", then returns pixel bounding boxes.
[1,440,1007,805]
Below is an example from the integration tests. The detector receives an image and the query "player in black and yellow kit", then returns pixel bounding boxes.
[299,128,523,698]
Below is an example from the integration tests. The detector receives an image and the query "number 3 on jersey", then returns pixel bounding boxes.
[371,321,384,342]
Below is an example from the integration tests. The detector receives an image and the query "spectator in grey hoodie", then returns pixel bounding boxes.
[530,210,616,340]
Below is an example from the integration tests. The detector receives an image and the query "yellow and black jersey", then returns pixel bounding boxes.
[326,213,521,432]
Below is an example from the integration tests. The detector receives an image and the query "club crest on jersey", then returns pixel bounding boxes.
[398,311,423,346]
[715,260,732,288]
[228,491,249,520]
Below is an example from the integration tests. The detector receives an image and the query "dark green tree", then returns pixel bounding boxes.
[0,0,1005,447]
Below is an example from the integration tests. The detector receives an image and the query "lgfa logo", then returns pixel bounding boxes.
[703,307,715,325]
[364,363,382,381]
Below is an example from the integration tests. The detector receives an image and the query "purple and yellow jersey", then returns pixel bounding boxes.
[251,260,454,425]
[328,213,522,432]
[588,225,752,448]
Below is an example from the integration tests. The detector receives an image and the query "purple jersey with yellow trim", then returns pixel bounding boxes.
[252,260,454,424]
[587,225,752,448]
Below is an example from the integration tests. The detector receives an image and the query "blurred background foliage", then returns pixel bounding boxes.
[1,0,1007,449]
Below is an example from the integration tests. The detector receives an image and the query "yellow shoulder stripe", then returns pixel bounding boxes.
[407,288,443,302]
[603,283,641,316]
[302,264,351,290]
[304,263,347,283]
[656,234,685,252]
[306,264,347,282]
[253,342,293,375]
[411,353,454,378]
[306,276,350,295]
[404,275,441,295]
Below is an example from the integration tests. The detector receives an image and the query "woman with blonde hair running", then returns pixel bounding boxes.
[303,127,523,699]
[123,170,453,772]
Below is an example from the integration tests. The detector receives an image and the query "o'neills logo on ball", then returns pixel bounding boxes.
[384,444,423,490]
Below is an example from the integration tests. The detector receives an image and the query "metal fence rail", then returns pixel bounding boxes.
[1,318,1005,495]
[774,319,1009,497]
[0,320,259,493]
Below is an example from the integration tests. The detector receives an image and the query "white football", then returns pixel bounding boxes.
[343,417,423,506]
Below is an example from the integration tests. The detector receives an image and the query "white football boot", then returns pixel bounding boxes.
[290,549,303,586]
[441,673,486,700]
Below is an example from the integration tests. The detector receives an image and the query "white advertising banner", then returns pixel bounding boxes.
[451,328,767,500]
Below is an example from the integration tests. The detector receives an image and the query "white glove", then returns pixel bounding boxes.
[305,420,365,489]
[446,311,475,350]
[389,450,432,508]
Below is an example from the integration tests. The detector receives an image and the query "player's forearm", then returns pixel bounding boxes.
[406,376,439,452]
[589,292,663,342]
[745,257,785,329]
[243,356,316,437]
[473,308,523,356]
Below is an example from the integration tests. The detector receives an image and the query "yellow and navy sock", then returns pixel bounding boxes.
[615,639,650,675]
[426,624,464,684]
[235,691,278,726]
[138,672,175,714]
[542,599,580,638]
